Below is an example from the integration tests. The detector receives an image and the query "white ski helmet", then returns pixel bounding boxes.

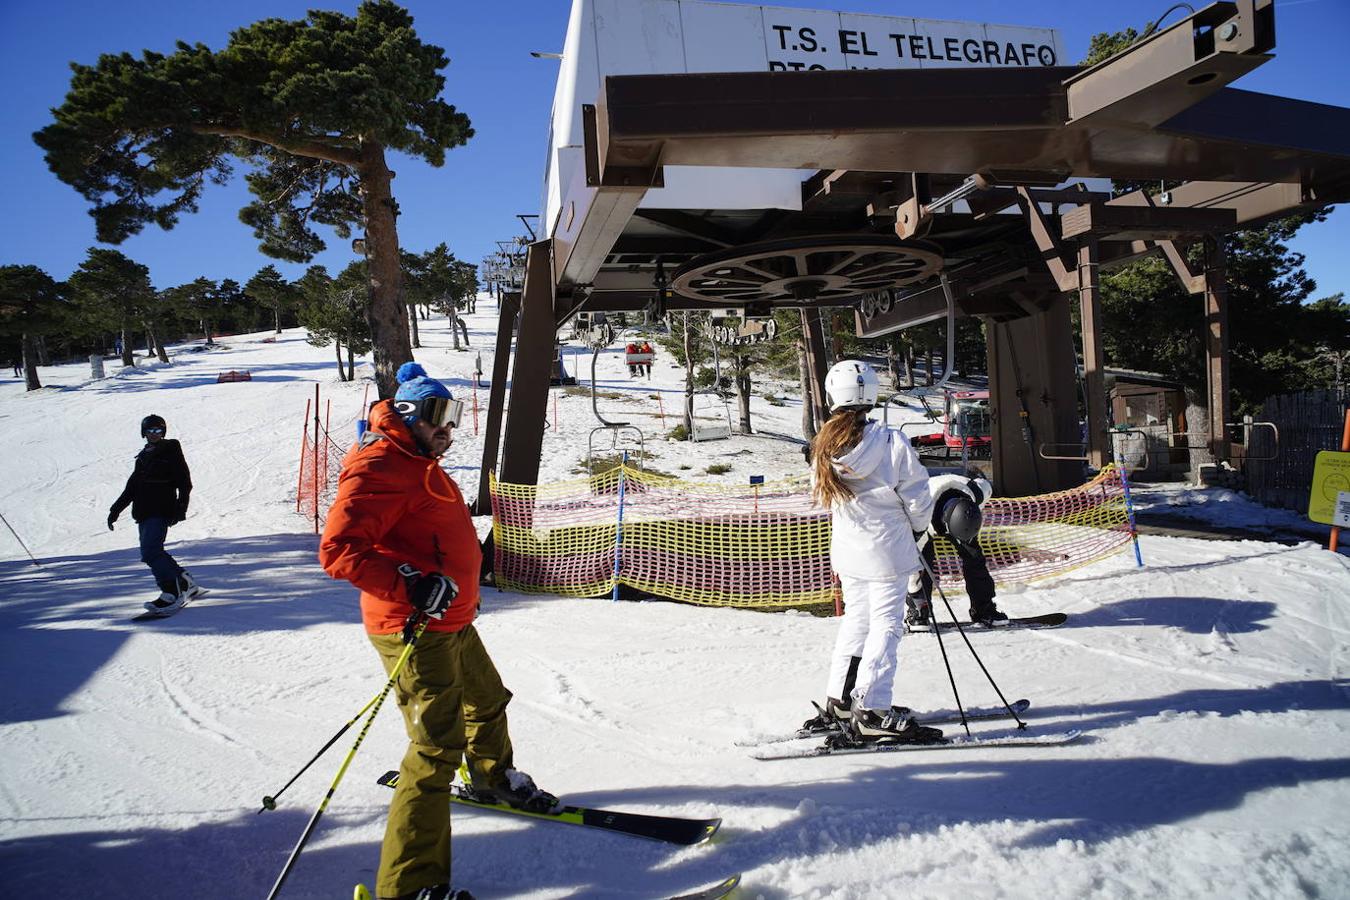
[824,360,880,411]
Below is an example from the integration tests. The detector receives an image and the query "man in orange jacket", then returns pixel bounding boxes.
[320,362,555,900]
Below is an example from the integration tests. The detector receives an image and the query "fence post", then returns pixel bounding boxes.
[313,384,321,535]
[611,452,628,602]
[1331,408,1350,553]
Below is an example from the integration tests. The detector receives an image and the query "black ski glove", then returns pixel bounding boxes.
[398,564,458,619]
[107,510,118,531]
[171,502,188,525]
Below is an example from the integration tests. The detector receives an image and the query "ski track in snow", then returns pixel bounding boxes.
[3,312,1350,899]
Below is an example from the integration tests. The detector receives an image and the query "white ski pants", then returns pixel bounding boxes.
[826,573,910,711]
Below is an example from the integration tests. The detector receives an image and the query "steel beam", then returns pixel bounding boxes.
[1077,239,1109,470]
[477,290,520,511]
[1203,237,1232,460]
[499,241,558,490]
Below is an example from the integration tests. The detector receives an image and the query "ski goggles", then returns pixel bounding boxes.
[395,395,464,429]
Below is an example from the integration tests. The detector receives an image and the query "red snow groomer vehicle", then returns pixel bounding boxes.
[912,389,992,459]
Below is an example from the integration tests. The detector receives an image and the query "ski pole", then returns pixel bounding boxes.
[916,548,970,737]
[257,689,385,814]
[920,552,1027,731]
[265,615,429,900]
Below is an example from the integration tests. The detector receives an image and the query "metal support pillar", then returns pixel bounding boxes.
[1203,236,1232,460]
[477,290,521,511]
[498,240,558,489]
[1077,238,1109,470]
[800,308,829,424]
[986,300,1083,497]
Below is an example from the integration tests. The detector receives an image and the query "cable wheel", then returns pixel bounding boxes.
[670,235,943,306]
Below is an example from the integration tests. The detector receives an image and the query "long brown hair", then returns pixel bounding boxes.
[811,409,869,507]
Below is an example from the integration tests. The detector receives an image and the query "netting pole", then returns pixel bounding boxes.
[611,452,628,602]
[1111,439,1144,566]
[0,512,40,567]
[296,398,311,513]
[657,392,666,428]
[312,384,320,535]
[322,398,332,489]
[472,387,480,435]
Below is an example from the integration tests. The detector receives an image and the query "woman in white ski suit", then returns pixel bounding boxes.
[811,361,934,727]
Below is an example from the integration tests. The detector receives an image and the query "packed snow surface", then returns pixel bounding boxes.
[2,305,1349,899]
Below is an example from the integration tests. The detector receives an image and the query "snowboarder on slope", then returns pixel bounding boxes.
[319,362,556,900]
[806,360,943,743]
[107,414,202,615]
[905,473,1008,627]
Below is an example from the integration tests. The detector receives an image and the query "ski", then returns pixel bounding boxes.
[671,873,741,899]
[377,771,720,845]
[906,612,1067,633]
[736,698,1031,747]
[130,589,210,621]
[355,873,741,900]
[752,728,1083,761]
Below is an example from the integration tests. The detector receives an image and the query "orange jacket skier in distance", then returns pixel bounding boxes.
[319,396,481,635]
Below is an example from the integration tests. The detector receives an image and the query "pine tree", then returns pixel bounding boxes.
[34,0,472,397]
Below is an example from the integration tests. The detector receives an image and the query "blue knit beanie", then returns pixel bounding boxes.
[393,362,452,425]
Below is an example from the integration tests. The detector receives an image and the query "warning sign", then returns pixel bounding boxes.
[1308,450,1350,525]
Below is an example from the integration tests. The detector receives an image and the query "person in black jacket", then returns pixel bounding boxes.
[108,414,204,614]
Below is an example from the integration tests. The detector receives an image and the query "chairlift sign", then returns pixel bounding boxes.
[585,1,1063,75]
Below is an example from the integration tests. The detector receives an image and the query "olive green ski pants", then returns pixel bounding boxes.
[369,625,514,899]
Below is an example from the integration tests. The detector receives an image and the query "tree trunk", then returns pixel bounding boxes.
[121,319,134,367]
[1183,385,1214,483]
[449,304,460,350]
[924,347,934,386]
[797,337,816,440]
[36,336,51,367]
[409,296,421,349]
[456,316,469,348]
[346,344,355,382]
[359,141,413,399]
[903,345,915,388]
[21,332,41,390]
[734,354,753,434]
[335,339,347,381]
[145,320,169,364]
[274,305,282,334]
[202,320,213,346]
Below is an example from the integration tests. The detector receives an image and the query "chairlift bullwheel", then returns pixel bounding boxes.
[670,235,943,305]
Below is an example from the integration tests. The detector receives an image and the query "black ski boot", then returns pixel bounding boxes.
[969,603,1009,626]
[905,598,932,628]
[800,697,851,735]
[849,707,944,744]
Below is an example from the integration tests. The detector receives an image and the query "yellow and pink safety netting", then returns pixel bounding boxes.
[490,464,1130,607]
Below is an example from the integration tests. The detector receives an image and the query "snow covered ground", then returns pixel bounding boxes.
[2,305,1349,899]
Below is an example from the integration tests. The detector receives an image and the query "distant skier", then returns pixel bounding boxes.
[804,360,942,744]
[107,414,203,615]
[905,473,1008,627]
[319,362,556,900]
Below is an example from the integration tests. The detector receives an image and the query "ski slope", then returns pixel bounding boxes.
[2,306,1349,899]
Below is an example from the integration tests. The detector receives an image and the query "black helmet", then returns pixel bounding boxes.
[141,414,167,437]
[936,493,982,544]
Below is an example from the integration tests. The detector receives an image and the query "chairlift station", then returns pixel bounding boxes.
[476,0,1350,505]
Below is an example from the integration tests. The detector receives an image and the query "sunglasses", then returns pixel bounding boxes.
[396,396,464,429]
[144,427,166,435]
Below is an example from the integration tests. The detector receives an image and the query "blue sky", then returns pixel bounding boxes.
[1,0,1347,300]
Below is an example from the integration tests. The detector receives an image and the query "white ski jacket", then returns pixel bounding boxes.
[822,420,935,581]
